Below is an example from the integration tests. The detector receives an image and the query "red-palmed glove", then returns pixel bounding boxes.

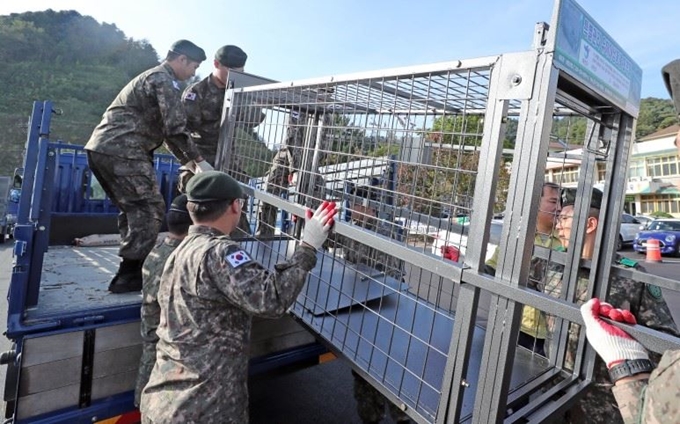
[301,201,337,250]
[580,298,649,368]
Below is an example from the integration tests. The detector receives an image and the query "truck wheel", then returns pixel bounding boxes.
[616,235,623,251]
[0,227,5,244]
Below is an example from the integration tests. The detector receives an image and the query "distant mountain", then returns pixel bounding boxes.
[0,10,160,176]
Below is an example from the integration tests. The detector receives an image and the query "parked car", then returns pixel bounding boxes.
[431,219,503,262]
[634,215,653,230]
[633,218,680,256]
[619,213,644,250]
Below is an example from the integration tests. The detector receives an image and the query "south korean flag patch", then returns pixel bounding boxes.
[225,249,252,269]
[184,91,197,101]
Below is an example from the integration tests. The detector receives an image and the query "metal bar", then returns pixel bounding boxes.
[234,57,500,94]
[78,329,95,408]
[472,39,559,424]
[438,52,508,423]
[25,146,56,308]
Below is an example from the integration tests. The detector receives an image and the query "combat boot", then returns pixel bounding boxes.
[108,259,143,294]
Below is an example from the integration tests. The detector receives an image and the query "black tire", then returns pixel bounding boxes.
[616,235,623,251]
[0,226,5,244]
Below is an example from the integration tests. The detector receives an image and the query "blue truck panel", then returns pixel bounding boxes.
[2,101,325,423]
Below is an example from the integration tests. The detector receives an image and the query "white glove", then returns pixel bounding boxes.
[301,201,337,250]
[580,298,649,368]
[195,160,214,173]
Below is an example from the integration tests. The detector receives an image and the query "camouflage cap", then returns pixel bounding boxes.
[662,59,680,115]
[170,39,207,62]
[186,171,244,203]
[169,194,189,214]
[215,45,247,68]
[561,187,603,210]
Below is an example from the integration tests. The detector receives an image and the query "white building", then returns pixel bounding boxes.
[545,125,680,217]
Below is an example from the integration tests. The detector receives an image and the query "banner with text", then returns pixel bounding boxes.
[554,0,642,117]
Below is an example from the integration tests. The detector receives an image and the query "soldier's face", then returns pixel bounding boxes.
[177,57,201,81]
[214,61,244,87]
[538,187,560,229]
[556,206,575,248]
[214,62,231,85]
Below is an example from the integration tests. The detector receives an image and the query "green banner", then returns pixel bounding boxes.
[554,0,642,117]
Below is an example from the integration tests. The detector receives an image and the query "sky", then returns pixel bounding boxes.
[2,0,679,99]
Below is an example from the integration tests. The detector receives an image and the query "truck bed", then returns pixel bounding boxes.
[27,246,139,320]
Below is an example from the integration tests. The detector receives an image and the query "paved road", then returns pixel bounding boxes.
[619,247,680,325]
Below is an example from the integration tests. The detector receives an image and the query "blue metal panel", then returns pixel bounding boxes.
[6,100,182,336]
[15,392,137,424]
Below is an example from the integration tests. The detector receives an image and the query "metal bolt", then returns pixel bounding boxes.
[39,226,45,231]
[511,75,522,85]
[48,151,55,156]
[399,403,408,411]
[461,379,470,388]
[91,417,97,422]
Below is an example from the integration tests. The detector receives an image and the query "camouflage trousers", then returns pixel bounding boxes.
[257,163,289,237]
[352,371,410,423]
[87,151,164,260]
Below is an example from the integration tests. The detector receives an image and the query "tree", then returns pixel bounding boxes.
[636,97,678,138]
[0,10,164,177]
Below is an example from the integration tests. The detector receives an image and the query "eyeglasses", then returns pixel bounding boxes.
[556,215,574,223]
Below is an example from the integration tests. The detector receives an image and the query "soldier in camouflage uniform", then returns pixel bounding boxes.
[134,194,192,407]
[340,183,410,423]
[580,297,679,424]
[181,45,263,235]
[485,182,561,355]
[140,171,336,423]
[85,40,210,294]
[256,111,329,237]
[537,188,679,423]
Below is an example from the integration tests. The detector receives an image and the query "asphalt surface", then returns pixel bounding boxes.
[0,242,679,422]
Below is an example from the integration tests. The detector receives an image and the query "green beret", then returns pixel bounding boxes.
[169,194,189,214]
[215,45,247,68]
[186,171,244,203]
[561,187,603,210]
[170,39,207,62]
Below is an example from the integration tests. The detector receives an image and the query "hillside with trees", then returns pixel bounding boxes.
[0,9,272,179]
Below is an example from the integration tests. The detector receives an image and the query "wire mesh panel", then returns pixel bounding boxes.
[219,59,530,421]
[218,12,680,424]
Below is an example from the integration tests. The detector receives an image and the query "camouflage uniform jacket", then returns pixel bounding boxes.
[134,236,182,407]
[541,258,679,423]
[183,75,265,167]
[140,225,317,423]
[182,75,225,165]
[487,232,561,339]
[612,349,680,424]
[85,63,200,164]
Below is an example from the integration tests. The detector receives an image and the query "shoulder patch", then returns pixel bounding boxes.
[647,284,663,299]
[172,80,180,90]
[184,91,197,101]
[225,250,252,269]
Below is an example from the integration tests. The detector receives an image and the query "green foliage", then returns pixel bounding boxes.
[0,10,162,177]
[233,127,273,178]
[636,97,679,138]
[430,115,484,146]
[649,210,674,218]
[552,116,588,145]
